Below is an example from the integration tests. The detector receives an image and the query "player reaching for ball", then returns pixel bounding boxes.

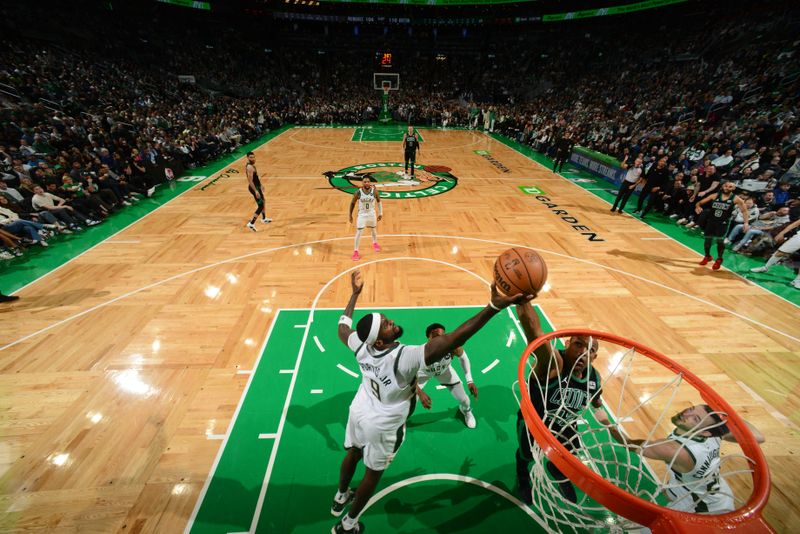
[348,176,382,261]
[514,303,603,505]
[492,248,603,505]
[414,323,478,429]
[330,270,532,534]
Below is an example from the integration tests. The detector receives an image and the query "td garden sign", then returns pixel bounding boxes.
[326,162,458,199]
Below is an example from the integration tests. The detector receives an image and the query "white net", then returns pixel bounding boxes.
[512,333,758,534]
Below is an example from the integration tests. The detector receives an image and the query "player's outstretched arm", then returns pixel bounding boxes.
[424,283,531,365]
[516,299,560,381]
[337,271,363,345]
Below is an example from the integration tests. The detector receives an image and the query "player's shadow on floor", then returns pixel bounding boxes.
[287,391,352,452]
[407,385,515,444]
[378,476,528,533]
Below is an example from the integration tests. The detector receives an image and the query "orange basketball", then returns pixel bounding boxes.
[493,247,548,296]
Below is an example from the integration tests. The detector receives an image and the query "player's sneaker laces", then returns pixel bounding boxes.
[351,250,360,261]
[247,222,257,232]
[699,255,712,265]
[372,242,381,252]
[261,216,272,224]
[330,488,355,517]
[463,410,476,429]
[332,519,364,534]
[712,258,723,271]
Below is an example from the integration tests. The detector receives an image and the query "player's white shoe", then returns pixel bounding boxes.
[261,216,272,224]
[750,266,768,273]
[330,488,355,517]
[247,222,257,232]
[463,410,476,429]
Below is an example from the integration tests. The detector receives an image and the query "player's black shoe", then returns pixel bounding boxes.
[330,488,355,517]
[331,519,364,534]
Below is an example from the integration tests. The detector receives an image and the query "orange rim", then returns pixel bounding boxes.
[518,329,773,533]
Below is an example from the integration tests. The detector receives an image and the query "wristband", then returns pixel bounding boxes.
[338,315,353,327]
[465,373,474,383]
[488,301,500,311]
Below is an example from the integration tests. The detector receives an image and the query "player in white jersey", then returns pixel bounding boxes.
[330,270,532,534]
[597,404,765,519]
[348,176,382,261]
[415,323,478,429]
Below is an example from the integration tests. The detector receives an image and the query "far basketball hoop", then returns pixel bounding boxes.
[374,73,399,124]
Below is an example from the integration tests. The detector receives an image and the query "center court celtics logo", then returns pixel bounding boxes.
[325,162,458,199]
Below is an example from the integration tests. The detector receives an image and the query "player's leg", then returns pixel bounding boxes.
[258,186,272,223]
[713,236,726,270]
[368,219,380,252]
[437,368,474,428]
[334,423,403,533]
[409,152,416,177]
[247,185,263,230]
[334,467,383,533]
[332,447,362,517]
[515,412,534,504]
[353,216,365,261]
[700,236,714,265]
[332,409,366,518]
[404,151,410,175]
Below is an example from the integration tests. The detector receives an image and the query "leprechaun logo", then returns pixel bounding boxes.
[323,162,457,199]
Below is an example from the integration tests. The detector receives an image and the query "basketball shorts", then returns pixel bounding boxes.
[344,401,406,471]
[356,213,377,229]
[778,233,800,254]
[705,220,728,238]
[664,477,734,514]
[417,365,462,388]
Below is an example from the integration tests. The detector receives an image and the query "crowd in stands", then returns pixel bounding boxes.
[0,0,798,287]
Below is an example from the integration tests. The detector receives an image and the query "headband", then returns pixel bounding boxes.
[366,312,381,346]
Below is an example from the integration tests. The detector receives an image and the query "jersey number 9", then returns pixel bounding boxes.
[369,378,382,401]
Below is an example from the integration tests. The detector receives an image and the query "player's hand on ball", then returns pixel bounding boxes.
[490,282,534,310]
[418,389,432,409]
[351,270,363,294]
[467,382,478,398]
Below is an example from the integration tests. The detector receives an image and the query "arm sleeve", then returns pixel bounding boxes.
[347,332,362,352]
[395,344,426,387]
[458,351,473,383]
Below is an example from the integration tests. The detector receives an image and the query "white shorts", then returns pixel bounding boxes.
[778,233,800,254]
[639,480,733,534]
[417,366,462,388]
[357,213,377,229]
[344,401,406,471]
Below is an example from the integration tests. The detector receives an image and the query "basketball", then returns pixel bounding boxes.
[493,247,548,296]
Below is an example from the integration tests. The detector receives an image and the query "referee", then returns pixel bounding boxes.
[402,126,420,178]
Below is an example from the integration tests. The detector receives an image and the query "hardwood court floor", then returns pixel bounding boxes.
[1,127,798,532]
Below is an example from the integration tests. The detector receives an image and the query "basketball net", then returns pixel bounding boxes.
[513,330,772,533]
